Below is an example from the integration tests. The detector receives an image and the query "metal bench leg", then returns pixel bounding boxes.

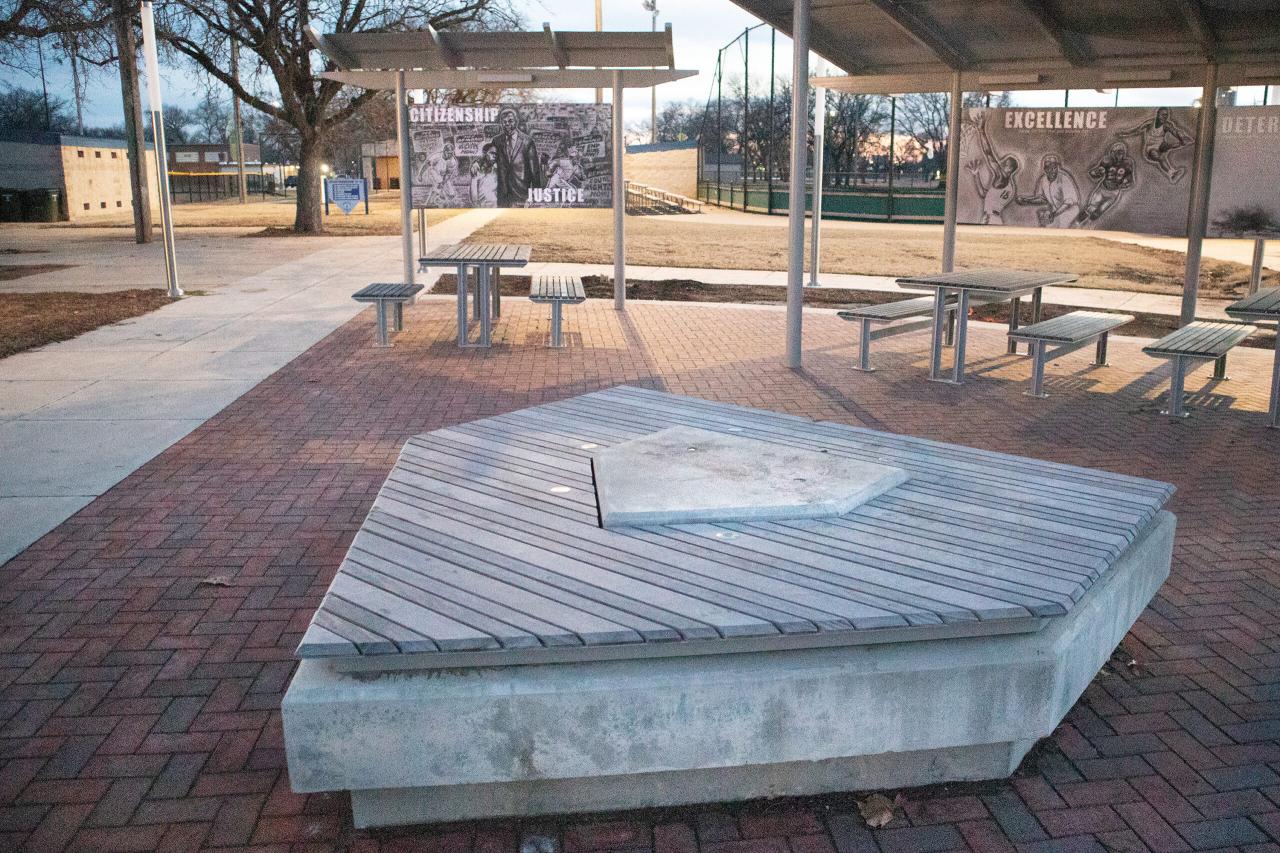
[1007,297,1021,354]
[1213,354,1228,380]
[549,302,564,348]
[393,301,404,333]
[951,290,970,384]
[1162,357,1189,418]
[374,301,390,348]
[492,268,502,319]
[1095,331,1108,366]
[1269,339,1280,428]
[473,269,483,321]
[854,318,874,372]
[1026,341,1048,398]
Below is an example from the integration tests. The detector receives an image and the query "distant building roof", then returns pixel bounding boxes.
[0,130,151,151]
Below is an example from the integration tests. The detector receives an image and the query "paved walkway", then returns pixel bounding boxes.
[0,210,498,565]
[521,261,1236,320]
[1,296,1277,852]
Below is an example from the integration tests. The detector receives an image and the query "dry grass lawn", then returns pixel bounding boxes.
[59,193,458,237]
[471,209,1274,299]
[0,289,171,358]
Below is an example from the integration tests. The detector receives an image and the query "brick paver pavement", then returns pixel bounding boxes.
[2,296,1278,853]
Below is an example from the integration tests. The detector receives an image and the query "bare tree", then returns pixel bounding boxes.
[156,0,520,233]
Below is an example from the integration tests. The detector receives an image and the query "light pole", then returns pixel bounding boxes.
[140,0,182,298]
[643,1,658,144]
[594,0,603,105]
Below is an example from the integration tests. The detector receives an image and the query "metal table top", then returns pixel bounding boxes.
[1226,288,1280,322]
[297,387,1174,668]
[417,243,532,268]
[898,268,1079,293]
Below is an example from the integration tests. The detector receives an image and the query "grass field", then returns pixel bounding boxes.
[60,192,458,237]
[471,209,1273,299]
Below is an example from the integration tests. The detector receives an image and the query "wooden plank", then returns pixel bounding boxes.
[311,608,398,655]
[327,572,485,653]
[296,623,359,658]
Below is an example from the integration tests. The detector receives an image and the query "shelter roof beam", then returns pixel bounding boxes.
[1012,0,1093,66]
[863,0,969,69]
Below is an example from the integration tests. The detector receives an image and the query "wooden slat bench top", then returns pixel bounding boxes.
[352,283,424,302]
[1226,287,1280,321]
[418,243,532,267]
[296,387,1175,667]
[896,268,1078,293]
[531,275,587,303]
[1009,311,1133,344]
[1143,321,1257,359]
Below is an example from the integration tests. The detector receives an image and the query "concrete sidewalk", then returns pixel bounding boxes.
[520,260,1237,320]
[0,209,498,565]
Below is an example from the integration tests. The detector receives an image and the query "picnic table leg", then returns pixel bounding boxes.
[473,268,483,321]
[854,318,874,372]
[1095,332,1109,366]
[1031,288,1043,324]
[456,264,469,346]
[492,268,502,319]
[478,266,492,348]
[393,302,404,333]
[951,290,970,384]
[1269,337,1280,428]
[1213,354,1228,380]
[944,308,956,347]
[928,287,948,381]
[374,301,390,348]
[1007,297,1021,354]
[1162,356,1189,418]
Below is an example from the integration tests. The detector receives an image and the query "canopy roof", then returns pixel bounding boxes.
[306,24,696,90]
[730,0,1280,94]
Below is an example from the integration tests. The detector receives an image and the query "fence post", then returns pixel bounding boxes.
[742,26,749,212]
[766,27,775,215]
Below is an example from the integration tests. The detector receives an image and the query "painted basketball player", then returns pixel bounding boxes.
[965,114,1021,225]
[1116,107,1193,183]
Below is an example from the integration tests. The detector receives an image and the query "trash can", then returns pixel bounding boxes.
[21,189,62,222]
[0,189,21,222]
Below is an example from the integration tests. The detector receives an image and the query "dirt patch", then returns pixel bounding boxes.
[0,289,172,359]
[468,208,1278,299]
[0,264,76,281]
[431,273,1275,349]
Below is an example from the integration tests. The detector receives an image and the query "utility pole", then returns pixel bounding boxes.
[140,0,182,298]
[112,0,152,243]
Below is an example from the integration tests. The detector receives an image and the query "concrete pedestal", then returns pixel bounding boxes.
[282,511,1175,828]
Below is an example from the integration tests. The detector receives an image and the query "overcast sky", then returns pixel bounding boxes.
[7,0,1273,132]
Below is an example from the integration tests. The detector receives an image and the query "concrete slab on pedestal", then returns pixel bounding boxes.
[592,425,908,528]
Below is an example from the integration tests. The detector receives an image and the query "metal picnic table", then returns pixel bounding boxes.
[1225,287,1280,428]
[418,243,532,348]
[897,269,1080,384]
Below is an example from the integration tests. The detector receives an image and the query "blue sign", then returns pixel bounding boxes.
[327,177,366,214]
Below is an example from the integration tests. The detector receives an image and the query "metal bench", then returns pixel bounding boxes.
[837,295,1004,371]
[1008,311,1133,398]
[530,275,587,348]
[1143,321,1257,418]
[352,282,424,347]
[837,297,956,371]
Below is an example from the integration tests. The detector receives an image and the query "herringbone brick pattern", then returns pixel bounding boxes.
[2,296,1278,852]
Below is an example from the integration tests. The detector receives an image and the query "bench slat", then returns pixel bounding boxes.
[1143,321,1255,358]
[353,282,424,301]
[1009,311,1132,344]
[531,275,587,303]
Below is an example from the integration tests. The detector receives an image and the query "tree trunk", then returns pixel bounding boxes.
[294,134,325,233]
[112,0,153,244]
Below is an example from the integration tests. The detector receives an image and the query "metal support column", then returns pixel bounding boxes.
[809,68,826,288]
[396,72,414,287]
[140,1,180,297]
[613,70,626,311]
[418,208,427,257]
[941,72,963,273]
[1250,239,1266,295]
[785,0,810,368]
[1182,63,1218,325]
[766,28,776,214]
[887,95,896,221]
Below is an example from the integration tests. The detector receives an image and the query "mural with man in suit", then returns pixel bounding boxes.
[407,102,612,208]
